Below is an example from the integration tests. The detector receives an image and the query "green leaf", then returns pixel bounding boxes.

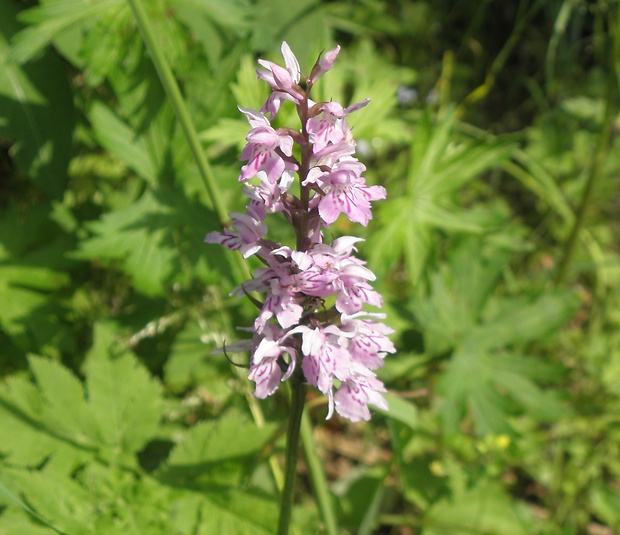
[438,350,513,435]
[0,1,75,198]
[74,192,178,296]
[424,480,532,535]
[368,110,514,283]
[399,456,450,510]
[0,477,66,534]
[75,186,230,295]
[29,356,98,444]
[174,0,253,68]
[196,489,278,535]
[0,508,59,535]
[170,487,278,535]
[591,487,620,527]
[370,202,434,284]
[492,363,568,422]
[378,392,418,429]
[1,462,177,534]
[164,320,234,396]
[473,291,580,351]
[230,54,271,112]
[419,240,576,434]
[0,204,74,353]
[88,101,157,183]
[0,468,85,534]
[84,322,164,455]
[7,0,120,65]
[0,375,78,469]
[160,413,278,488]
[0,340,163,471]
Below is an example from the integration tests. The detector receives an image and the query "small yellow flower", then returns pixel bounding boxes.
[430,460,446,477]
[495,434,510,450]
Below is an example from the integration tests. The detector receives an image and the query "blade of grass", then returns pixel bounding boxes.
[553,5,619,286]
[300,411,339,535]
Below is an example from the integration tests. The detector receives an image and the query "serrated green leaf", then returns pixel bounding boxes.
[160,414,278,489]
[0,508,59,535]
[426,141,515,198]
[88,101,157,182]
[84,323,164,455]
[410,109,456,193]
[0,204,74,352]
[438,350,509,434]
[28,356,94,440]
[0,466,94,534]
[0,374,91,469]
[167,415,277,465]
[0,341,163,473]
[230,54,270,112]
[416,201,483,233]
[200,117,251,155]
[0,463,176,535]
[424,240,577,435]
[74,192,177,296]
[369,199,433,283]
[75,186,230,294]
[368,110,513,283]
[176,0,253,35]
[493,367,568,422]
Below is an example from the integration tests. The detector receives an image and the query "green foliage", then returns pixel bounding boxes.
[412,238,578,435]
[369,108,516,284]
[1,0,619,533]
[0,1,75,198]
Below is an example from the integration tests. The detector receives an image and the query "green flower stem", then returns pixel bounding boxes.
[300,412,339,535]
[278,374,306,535]
[554,6,619,286]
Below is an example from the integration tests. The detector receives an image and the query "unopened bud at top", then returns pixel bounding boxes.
[310,45,341,83]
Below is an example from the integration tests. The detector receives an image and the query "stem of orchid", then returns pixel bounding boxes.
[285,86,338,534]
[277,372,306,535]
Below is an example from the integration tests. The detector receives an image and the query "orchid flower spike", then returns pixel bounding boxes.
[205,42,394,422]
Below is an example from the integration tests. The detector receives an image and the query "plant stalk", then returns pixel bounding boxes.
[277,374,306,535]
[553,6,619,286]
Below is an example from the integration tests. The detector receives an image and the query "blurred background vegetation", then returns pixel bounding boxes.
[0,0,619,533]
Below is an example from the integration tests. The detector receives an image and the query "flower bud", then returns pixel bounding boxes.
[309,45,340,83]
